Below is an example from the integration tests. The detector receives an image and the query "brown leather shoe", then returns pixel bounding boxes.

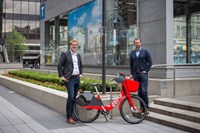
[66,118,76,124]
[71,117,78,122]
[137,108,144,114]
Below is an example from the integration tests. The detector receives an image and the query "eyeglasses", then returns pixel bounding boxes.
[71,44,78,47]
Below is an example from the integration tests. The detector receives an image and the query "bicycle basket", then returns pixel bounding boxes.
[122,79,139,92]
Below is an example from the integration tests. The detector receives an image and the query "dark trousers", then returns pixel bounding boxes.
[64,76,80,118]
[134,73,149,108]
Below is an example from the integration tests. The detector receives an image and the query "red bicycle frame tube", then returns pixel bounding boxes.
[81,85,137,111]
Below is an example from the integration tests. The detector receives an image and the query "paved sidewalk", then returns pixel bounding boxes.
[0,85,188,133]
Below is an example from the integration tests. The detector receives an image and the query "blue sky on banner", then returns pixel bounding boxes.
[68,0,102,38]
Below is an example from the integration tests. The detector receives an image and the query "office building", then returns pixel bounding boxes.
[0,0,40,68]
[40,0,200,77]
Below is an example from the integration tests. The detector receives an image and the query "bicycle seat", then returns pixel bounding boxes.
[114,75,125,83]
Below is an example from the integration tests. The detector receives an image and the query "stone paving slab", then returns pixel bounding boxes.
[0,84,189,133]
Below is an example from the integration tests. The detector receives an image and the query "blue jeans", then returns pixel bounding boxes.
[64,76,80,118]
[134,73,149,108]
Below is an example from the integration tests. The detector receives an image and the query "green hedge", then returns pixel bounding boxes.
[8,70,120,92]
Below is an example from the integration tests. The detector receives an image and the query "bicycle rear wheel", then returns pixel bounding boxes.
[73,100,100,123]
[120,95,147,124]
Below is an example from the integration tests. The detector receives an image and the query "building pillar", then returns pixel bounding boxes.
[139,0,174,78]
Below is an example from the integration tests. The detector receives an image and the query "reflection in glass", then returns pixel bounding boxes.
[29,2,36,15]
[21,1,28,15]
[173,16,187,64]
[44,0,137,66]
[5,0,13,13]
[174,1,200,64]
[191,13,200,64]
[36,3,40,15]
[14,0,21,14]
[14,20,20,30]
[4,19,12,32]
[105,0,137,66]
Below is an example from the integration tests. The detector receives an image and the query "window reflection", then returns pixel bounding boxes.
[174,1,200,64]
[29,2,36,15]
[5,19,12,32]
[44,0,137,66]
[21,1,28,15]
[3,0,40,40]
[14,0,21,14]
[2,0,40,63]
[5,0,13,13]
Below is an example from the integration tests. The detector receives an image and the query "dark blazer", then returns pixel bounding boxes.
[57,50,83,79]
[130,48,152,76]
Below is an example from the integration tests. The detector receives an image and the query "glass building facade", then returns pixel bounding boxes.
[0,0,40,64]
[173,1,200,64]
[41,0,200,73]
[43,0,137,67]
[2,0,40,39]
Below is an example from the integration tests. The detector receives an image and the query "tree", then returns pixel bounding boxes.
[6,29,28,62]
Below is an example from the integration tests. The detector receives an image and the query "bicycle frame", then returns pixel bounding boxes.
[81,79,138,112]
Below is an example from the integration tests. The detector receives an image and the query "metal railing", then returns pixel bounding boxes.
[151,63,200,97]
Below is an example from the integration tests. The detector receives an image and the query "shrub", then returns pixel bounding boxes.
[8,70,120,92]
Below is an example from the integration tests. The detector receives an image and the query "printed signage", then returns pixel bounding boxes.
[40,3,45,20]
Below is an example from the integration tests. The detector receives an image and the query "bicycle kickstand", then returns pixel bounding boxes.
[103,114,108,122]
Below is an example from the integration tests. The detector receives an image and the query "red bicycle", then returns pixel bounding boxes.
[74,73,147,124]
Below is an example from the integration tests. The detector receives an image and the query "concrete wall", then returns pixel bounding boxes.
[0,63,22,74]
[148,78,200,97]
[0,75,67,114]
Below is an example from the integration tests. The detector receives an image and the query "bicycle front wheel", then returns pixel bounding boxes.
[73,101,100,123]
[120,95,147,124]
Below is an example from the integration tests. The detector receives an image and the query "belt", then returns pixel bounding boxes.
[70,74,80,78]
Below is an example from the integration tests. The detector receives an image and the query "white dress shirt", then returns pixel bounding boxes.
[71,51,80,75]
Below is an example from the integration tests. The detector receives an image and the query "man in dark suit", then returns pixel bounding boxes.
[130,38,152,114]
[57,39,82,124]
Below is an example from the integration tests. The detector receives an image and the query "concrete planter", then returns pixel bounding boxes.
[0,75,121,117]
[0,75,67,114]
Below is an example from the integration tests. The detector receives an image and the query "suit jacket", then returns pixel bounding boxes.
[57,50,83,79]
[130,48,152,76]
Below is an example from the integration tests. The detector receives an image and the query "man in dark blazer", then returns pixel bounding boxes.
[130,38,152,114]
[57,39,82,124]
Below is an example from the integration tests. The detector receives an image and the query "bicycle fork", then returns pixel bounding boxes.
[127,96,138,113]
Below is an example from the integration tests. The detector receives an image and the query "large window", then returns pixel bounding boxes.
[44,0,137,66]
[105,0,137,66]
[59,14,68,52]
[174,1,200,64]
